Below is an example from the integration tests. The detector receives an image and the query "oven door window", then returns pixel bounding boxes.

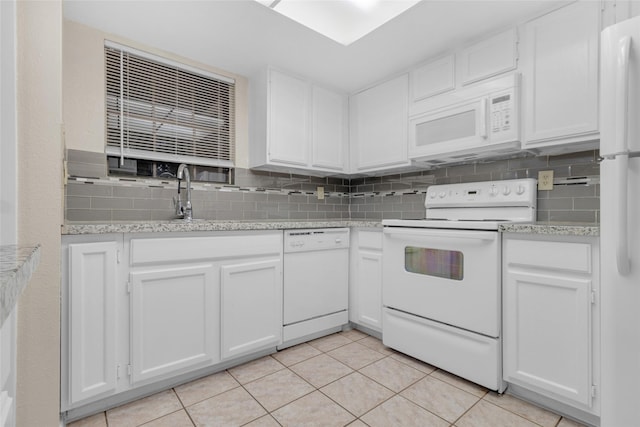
[404,246,464,280]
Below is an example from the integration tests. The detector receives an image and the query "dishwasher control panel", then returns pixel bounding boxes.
[284,228,350,253]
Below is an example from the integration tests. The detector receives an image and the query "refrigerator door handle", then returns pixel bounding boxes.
[616,36,631,155]
[616,154,631,275]
[614,36,632,275]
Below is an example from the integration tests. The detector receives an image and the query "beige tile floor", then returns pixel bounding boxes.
[68,330,588,427]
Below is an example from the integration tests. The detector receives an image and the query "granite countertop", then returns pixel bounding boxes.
[0,245,41,328]
[499,222,600,237]
[63,220,599,236]
[62,220,382,235]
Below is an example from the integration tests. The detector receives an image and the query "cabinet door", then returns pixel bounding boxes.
[356,249,383,331]
[523,1,600,147]
[350,74,409,172]
[458,28,518,85]
[311,86,346,171]
[130,264,218,384]
[503,271,593,407]
[410,55,455,102]
[269,70,309,166]
[1,309,16,426]
[68,241,118,404]
[221,259,282,359]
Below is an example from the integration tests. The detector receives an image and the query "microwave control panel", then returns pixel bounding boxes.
[490,92,513,135]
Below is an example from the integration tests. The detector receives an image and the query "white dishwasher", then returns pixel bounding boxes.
[281,228,350,348]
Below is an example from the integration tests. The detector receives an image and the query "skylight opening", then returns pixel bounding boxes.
[255,0,422,46]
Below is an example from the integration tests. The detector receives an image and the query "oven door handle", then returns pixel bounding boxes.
[383,227,497,241]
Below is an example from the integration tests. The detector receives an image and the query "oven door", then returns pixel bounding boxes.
[382,226,500,337]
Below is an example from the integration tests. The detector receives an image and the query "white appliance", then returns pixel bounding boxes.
[281,228,349,348]
[408,73,520,166]
[382,178,536,392]
[600,17,640,427]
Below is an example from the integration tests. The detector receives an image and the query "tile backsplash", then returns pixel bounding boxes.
[65,149,600,224]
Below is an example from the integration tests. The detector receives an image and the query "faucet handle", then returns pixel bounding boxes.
[173,196,184,218]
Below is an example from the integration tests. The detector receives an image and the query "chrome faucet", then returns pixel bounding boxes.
[174,163,193,221]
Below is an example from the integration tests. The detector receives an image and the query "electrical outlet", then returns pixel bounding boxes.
[538,170,554,191]
[317,186,325,200]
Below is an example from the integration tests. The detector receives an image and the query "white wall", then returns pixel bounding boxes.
[0,0,17,246]
[63,20,250,168]
[16,0,63,425]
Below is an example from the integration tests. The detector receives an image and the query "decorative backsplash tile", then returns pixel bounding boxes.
[65,149,600,224]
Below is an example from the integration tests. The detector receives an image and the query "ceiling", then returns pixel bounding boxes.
[63,0,569,93]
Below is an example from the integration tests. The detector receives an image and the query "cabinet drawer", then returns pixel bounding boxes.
[130,233,282,265]
[506,239,591,273]
[358,231,382,250]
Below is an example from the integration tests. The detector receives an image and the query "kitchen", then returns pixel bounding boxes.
[0,0,637,426]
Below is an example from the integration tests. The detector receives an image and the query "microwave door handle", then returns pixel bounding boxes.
[479,98,488,139]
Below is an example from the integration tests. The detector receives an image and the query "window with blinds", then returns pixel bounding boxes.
[105,41,235,169]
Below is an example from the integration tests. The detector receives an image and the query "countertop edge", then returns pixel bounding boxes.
[62,220,383,235]
[0,245,41,328]
[499,223,600,237]
[63,220,599,237]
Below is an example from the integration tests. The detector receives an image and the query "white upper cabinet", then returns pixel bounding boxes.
[268,70,309,167]
[410,55,455,102]
[250,68,347,175]
[350,73,410,173]
[311,85,347,170]
[458,28,519,85]
[521,1,600,151]
[410,28,518,111]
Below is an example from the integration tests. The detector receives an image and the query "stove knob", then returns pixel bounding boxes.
[439,191,446,198]
[502,186,511,195]
[489,185,498,196]
[429,191,437,199]
[516,185,526,195]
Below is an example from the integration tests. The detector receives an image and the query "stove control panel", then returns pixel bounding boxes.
[425,178,537,208]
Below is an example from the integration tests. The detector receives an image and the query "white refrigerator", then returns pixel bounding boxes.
[601,16,640,427]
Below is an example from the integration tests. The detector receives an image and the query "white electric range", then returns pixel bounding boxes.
[381,178,537,392]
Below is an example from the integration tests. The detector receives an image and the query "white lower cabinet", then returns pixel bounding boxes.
[62,231,283,416]
[66,238,120,406]
[349,229,383,332]
[129,264,218,385]
[221,258,282,360]
[502,233,600,418]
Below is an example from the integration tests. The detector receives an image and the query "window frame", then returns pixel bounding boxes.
[104,41,235,169]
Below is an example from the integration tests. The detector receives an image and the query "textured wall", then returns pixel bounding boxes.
[16,1,63,425]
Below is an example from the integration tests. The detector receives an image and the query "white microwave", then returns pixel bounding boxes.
[408,73,521,166]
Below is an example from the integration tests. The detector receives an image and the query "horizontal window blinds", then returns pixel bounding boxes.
[105,41,235,168]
